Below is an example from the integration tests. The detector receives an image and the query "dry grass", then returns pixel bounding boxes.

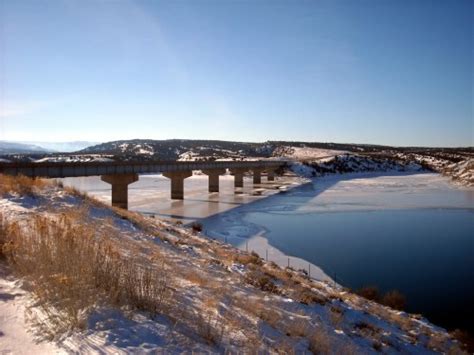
[182,268,208,286]
[245,270,279,293]
[234,296,282,329]
[193,297,226,345]
[381,290,406,310]
[308,327,334,354]
[1,209,175,337]
[284,315,310,337]
[0,174,50,197]
[233,251,263,266]
[294,287,327,306]
[356,285,407,311]
[1,175,464,351]
[329,306,345,328]
[308,327,358,354]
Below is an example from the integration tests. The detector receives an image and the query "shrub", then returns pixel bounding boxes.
[191,222,203,232]
[381,290,406,310]
[329,306,344,327]
[233,252,262,266]
[0,212,7,258]
[450,329,474,353]
[357,286,407,312]
[308,328,333,354]
[297,290,326,305]
[245,271,278,293]
[285,317,309,337]
[356,286,380,302]
[0,174,49,197]
[1,210,174,336]
[193,307,225,345]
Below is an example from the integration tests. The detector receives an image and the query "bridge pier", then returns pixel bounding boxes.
[230,169,247,188]
[253,168,264,184]
[267,169,276,181]
[202,169,226,192]
[101,173,139,210]
[162,171,192,199]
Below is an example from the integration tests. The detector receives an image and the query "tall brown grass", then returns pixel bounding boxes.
[0,174,49,197]
[1,210,174,337]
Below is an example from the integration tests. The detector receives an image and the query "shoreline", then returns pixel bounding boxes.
[60,171,473,286]
[200,171,473,286]
[60,172,338,282]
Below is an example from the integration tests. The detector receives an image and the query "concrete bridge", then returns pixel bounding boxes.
[0,160,287,209]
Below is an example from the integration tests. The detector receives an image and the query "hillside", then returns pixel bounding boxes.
[2,139,472,186]
[0,175,469,353]
[0,141,51,155]
[78,139,273,161]
[78,139,474,186]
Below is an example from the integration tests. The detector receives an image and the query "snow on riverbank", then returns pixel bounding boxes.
[1,176,466,353]
[0,264,64,354]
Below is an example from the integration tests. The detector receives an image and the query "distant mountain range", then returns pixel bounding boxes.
[0,141,52,154]
[0,141,99,154]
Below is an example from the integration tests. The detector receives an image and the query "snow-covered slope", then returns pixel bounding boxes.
[272,146,348,160]
[0,180,466,353]
[291,154,424,178]
[394,152,474,187]
[33,155,115,163]
[79,139,271,161]
[284,148,473,187]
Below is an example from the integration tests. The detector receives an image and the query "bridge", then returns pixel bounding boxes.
[0,160,287,209]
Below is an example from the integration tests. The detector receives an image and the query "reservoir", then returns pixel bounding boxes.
[201,173,474,333]
[62,172,474,333]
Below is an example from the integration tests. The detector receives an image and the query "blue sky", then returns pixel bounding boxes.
[0,0,472,146]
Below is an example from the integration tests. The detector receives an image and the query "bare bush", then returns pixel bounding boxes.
[233,252,262,266]
[245,271,279,293]
[296,289,327,306]
[381,290,406,310]
[1,209,174,336]
[284,316,310,337]
[233,297,281,329]
[308,327,333,354]
[329,306,344,328]
[356,286,380,302]
[357,286,407,311]
[0,174,49,197]
[193,308,225,345]
[450,329,474,353]
[191,222,203,232]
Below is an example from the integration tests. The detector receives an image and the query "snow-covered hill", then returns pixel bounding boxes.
[3,138,472,186]
[79,139,271,161]
[0,177,467,353]
[77,140,399,161]
[292,154,425,178]
[394,152,474,187]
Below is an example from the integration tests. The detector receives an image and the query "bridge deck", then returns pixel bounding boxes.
[0,160,286,178]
